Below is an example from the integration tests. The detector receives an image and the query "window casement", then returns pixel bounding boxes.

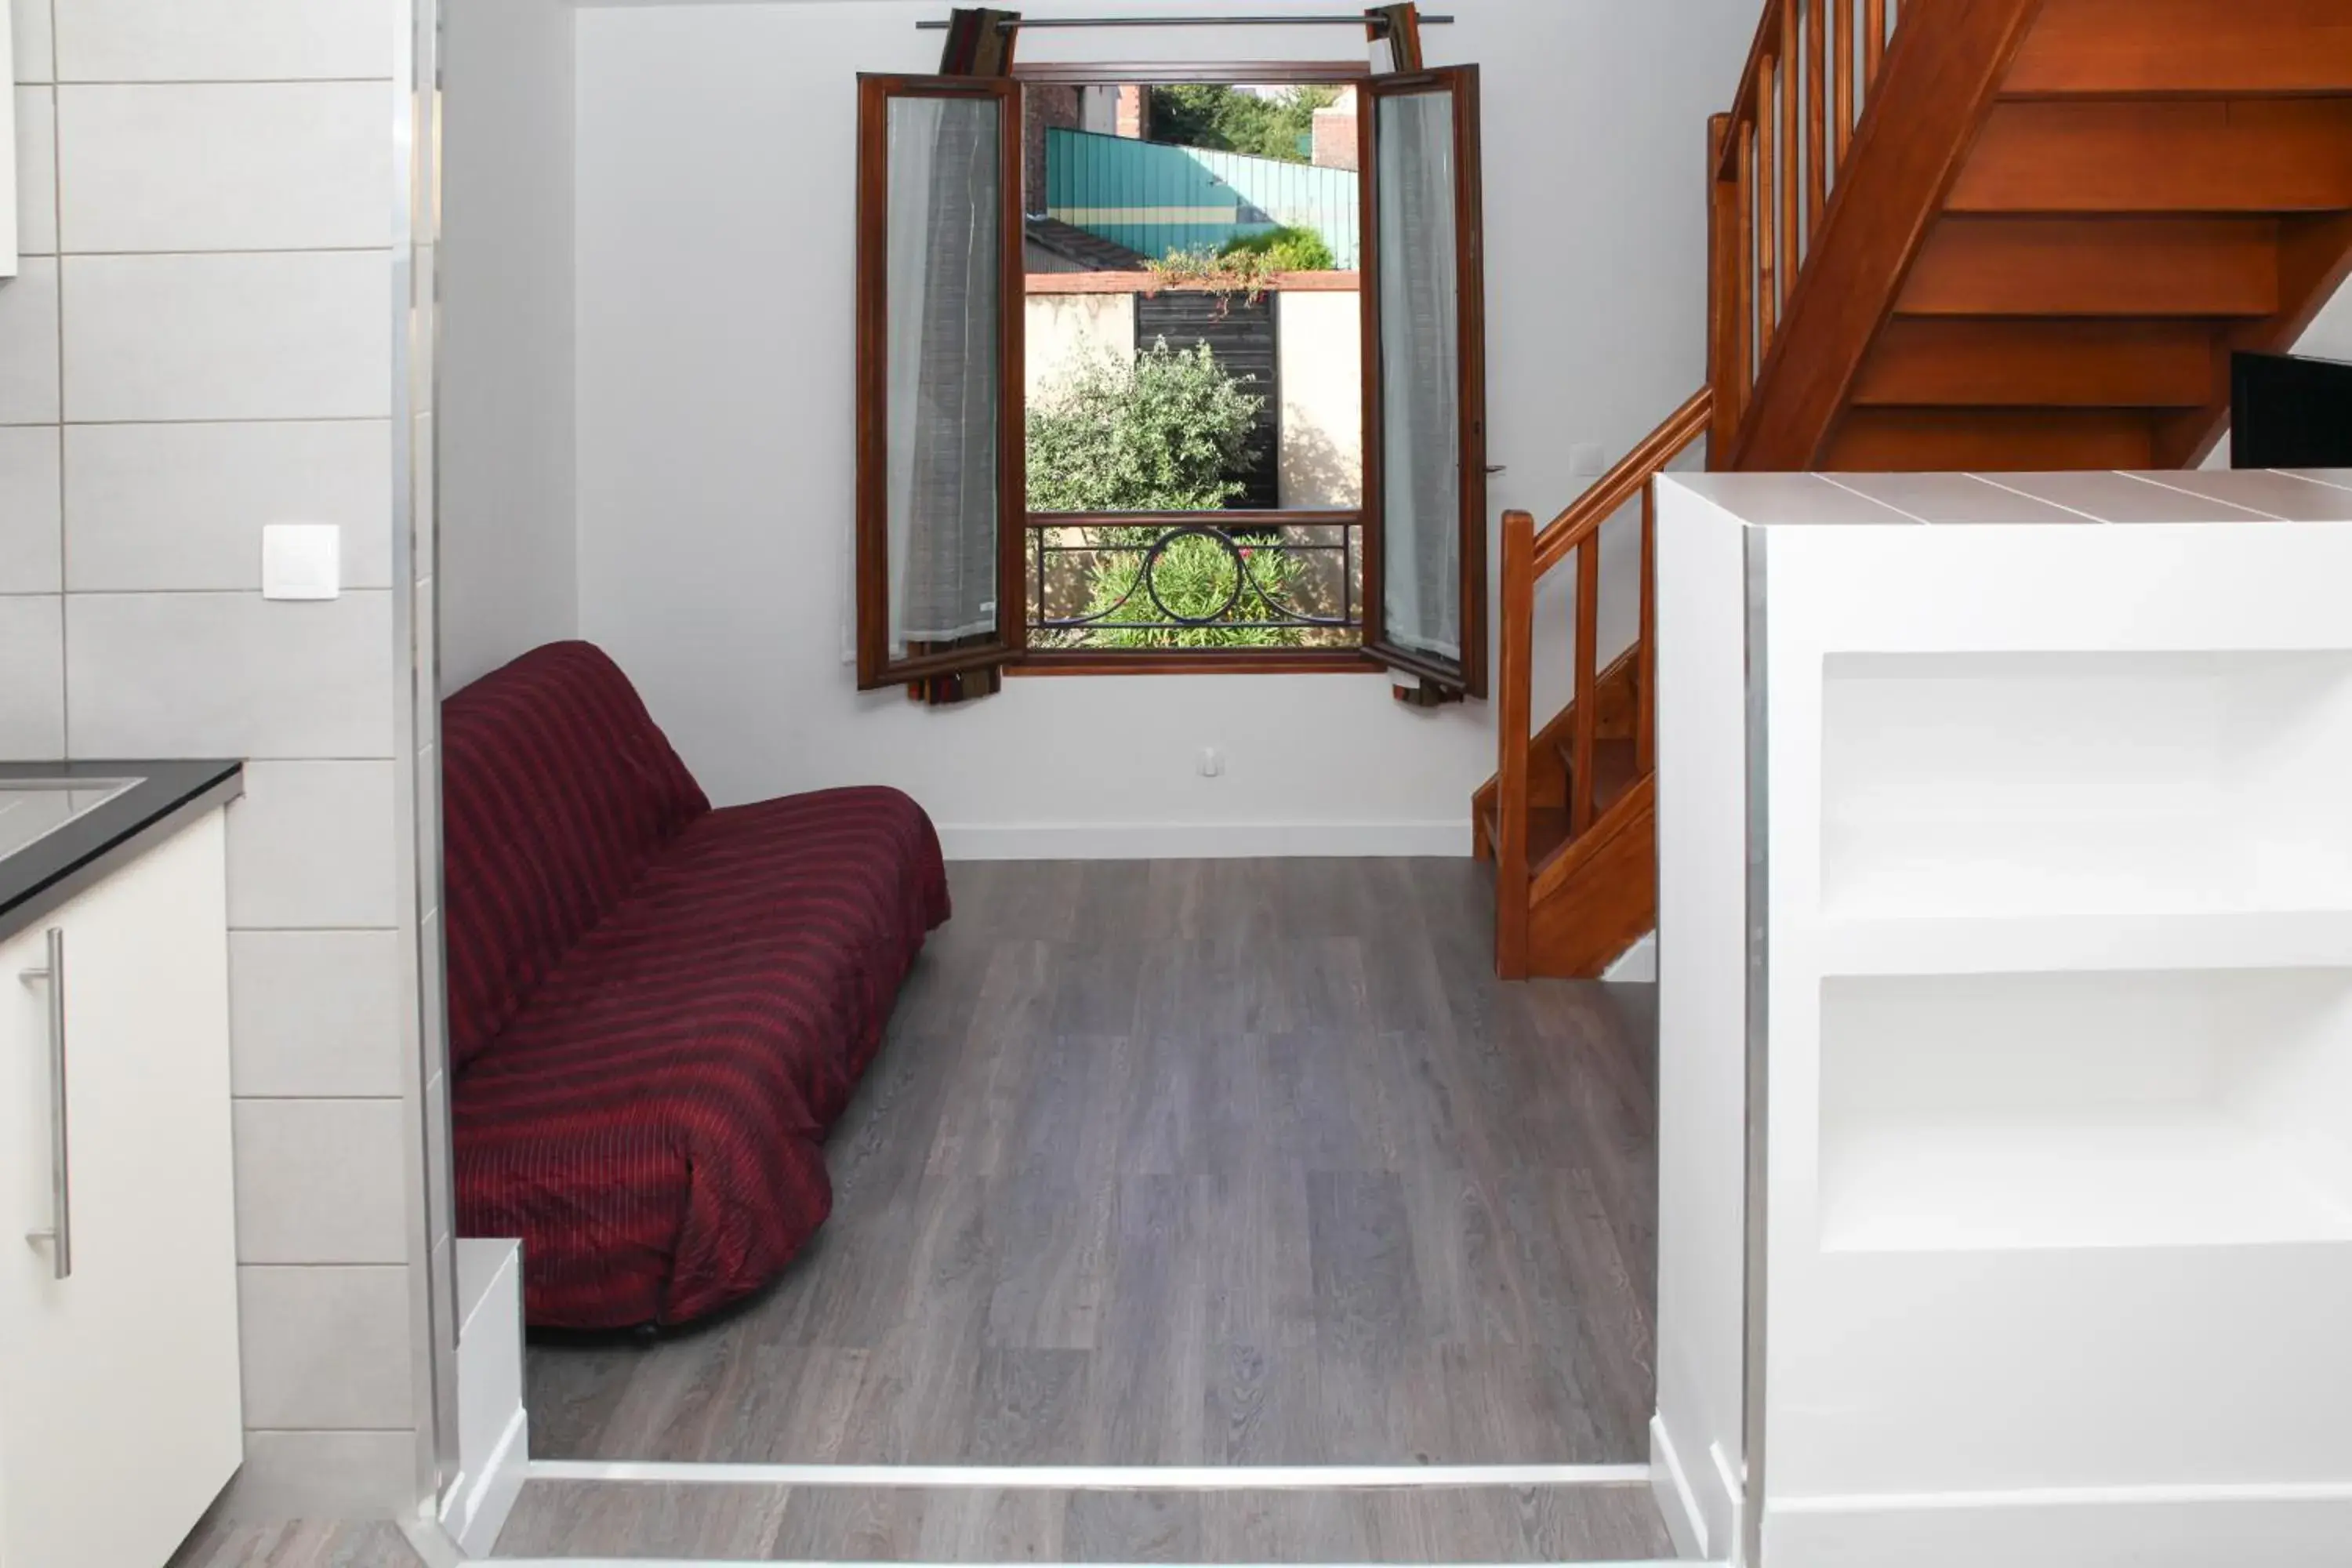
[854,73,1028,695]
[855,35,1486,702]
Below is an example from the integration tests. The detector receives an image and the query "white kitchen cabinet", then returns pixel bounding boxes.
[0,808,241,1568]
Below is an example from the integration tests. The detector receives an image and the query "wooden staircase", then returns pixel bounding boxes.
[1481,0,2352,978]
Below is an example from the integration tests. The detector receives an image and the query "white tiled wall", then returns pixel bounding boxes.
[1,0,422,1519]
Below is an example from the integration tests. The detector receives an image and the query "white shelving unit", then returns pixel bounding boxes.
[1650,470,2352,1568]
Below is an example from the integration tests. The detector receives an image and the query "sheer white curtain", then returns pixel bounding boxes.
[885,96,1002,656]
[1374,91,1461,664]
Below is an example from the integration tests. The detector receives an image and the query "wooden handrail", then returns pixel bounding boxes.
[1532,388,1712,578]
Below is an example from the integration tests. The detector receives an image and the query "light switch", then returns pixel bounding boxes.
[261,524,341,601]
[1570,443,1609,477]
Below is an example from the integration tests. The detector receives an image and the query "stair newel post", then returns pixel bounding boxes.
[1708,113,1742,456]
[1758,50,1779,346]
[1496,510,1536,980]
[1805,0,1828,231]
[1569,531,1600,838]
[1834,0,1855,162]
[1780,0,1800,296]
[1636,481,1658,778]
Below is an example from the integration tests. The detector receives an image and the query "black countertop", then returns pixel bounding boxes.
[0,760,245,945]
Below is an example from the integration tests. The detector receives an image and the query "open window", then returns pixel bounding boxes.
[854,74,1026,691]
[854,18,1486,699]
[1359,64,1486,699]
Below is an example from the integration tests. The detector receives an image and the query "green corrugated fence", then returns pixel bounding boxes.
[1044,128,1359,269]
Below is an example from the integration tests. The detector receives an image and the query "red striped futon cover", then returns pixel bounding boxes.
[442,641,950,1329]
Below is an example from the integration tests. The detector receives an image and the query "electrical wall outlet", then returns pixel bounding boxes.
[1198,747,1225,779]
[261,524,341,601]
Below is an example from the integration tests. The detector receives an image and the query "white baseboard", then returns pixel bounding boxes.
[1765,1483,2352,1568]
[1604,930,1658,982]
[935,819,1472,860]
[528,1460,1651,1489]
[444,1238,527,1555]
[447,1406,528,1556]
[1650,1414,1708,1560]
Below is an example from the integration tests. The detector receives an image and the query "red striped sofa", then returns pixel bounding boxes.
[442,641,950,1330]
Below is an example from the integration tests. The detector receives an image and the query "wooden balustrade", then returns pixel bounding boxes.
[1491,391,1710,977]
[1711,0,1906,433]
[1486,0,1918,977]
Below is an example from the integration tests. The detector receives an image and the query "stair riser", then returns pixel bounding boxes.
[1953,98,2352,213]
[1826,409,2157,472]
[1899,216,2280,318]
[1852,318,2220,409]
[2005,0,2352,97]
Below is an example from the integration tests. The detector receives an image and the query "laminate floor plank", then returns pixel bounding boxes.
[167,1519,416,1568]
[492,1482,1675,1562]
[523,858,1658,1468]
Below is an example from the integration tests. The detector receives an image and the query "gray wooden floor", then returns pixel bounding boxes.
[495,1481,1675,1561]
[526,859,1659,1468]
[166,1519,417,1567]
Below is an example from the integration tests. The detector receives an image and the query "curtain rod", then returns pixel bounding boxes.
[916,13,1454,29]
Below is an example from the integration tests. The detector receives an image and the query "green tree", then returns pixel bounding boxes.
[1026,338,1261,514]
[1147,84,1338,164]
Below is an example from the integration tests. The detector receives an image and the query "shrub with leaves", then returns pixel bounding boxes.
[1221,225,1338,273]
[1026,338,1262,514]
[1079,529,1308,649]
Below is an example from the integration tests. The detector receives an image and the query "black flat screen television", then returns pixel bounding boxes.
[2231,350,2352,469]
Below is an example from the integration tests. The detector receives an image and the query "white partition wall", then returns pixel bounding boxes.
[2,0,18,277]
[1653,470,2352,1568]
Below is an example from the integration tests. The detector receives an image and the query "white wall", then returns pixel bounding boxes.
[2,0,435,1516]
[1023,289,1131,397]
[1278,288,1363,509]
[573,0,1760,855]
[439,0,577,692]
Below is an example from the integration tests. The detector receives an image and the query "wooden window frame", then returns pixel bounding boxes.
[854,73,1029,691]
[854,59,1488,689]
[1358,64,1489,700]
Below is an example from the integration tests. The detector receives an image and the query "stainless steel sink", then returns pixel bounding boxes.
[0,779,140,862]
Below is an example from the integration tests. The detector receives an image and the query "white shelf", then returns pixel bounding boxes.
[1820,1108,2352,1251]
[1817,970,2352,1254]
[1817,907,2352,976]
[1820,650,2352,925]
[1823,818,2352,923]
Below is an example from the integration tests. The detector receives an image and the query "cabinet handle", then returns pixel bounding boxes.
[19,928,70,1280]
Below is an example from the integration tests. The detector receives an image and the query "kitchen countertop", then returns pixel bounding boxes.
[0,760,245,946]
